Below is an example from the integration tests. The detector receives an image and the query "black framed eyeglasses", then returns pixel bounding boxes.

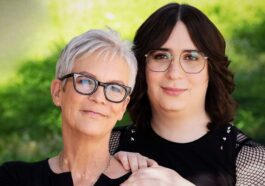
[145,49,208,74]
[59,73,131,103]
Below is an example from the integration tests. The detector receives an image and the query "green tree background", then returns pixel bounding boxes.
[0,0,264,164]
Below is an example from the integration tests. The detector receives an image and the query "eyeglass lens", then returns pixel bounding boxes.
[146,50,206,73]
[73,74,129,103]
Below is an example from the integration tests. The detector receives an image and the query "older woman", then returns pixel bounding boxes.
[0,28,143,186]
[112,3,265,186]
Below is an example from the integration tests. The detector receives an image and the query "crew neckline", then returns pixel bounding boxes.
[45,159,131,184]
[146,124,225,147]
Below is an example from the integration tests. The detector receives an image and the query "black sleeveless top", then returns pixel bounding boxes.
[110,124,265,186]
[0,159,130,186]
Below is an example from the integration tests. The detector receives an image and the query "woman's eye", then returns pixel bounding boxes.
[153,53,170,60]
[183,52,200,61]
[109,85,123,93]
[186,55,198,60]
[77,77,93,85]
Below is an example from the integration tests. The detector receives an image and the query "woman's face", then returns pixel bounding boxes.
[146,21,209,115]
[52,51,130,137]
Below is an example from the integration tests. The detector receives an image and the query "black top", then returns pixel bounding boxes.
[114,124,240,186]
[111,124,265,185]
[0,159,130,186]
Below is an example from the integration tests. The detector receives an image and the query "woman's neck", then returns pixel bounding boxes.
[53,125,111,185]
[151,109,210,143]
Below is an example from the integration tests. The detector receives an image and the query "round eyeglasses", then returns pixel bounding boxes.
[145,49,208,74]
[59,73,131,103]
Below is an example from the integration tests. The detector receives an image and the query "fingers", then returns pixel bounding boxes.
[147,158,158,167]
[114,151,158,172]
[127,152,140,172]
[121,166,189,186]
[125,152,146,172]
[120,168,157,186]
[114,151,130,170]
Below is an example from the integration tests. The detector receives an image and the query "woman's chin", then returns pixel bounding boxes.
[159,102,186,112]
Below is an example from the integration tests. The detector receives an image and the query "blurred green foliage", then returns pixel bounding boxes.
[0,52,62,162]
[0,0,264,164]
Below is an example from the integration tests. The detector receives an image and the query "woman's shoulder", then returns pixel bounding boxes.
[234,127,265,185]
[231,124,265,158]
[0,159,49,174]
[105,157,130,179]
[110,124,136,154]
[94,155,131,186]
[0,159,50,186]
[233,125,265,152]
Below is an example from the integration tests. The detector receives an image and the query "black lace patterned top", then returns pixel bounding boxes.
[0,159,130,186]
[109,124,265,186]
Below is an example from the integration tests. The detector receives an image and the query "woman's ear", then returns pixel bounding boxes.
[51,79,62,107]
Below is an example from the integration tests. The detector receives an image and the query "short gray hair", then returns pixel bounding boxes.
[56,28,137,90]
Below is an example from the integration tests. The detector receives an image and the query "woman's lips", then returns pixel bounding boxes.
[81,110,107,117]
[161,87,187,96]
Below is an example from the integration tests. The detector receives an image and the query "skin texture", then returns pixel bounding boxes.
[52,52,130,138]
[146,21,209,118]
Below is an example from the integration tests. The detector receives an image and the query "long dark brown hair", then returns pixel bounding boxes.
[128,3,237,131]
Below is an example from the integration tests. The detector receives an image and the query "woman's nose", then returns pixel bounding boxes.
[88,86,107,104]
[166,58,185,79]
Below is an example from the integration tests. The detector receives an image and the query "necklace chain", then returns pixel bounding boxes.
[58,152,111,186]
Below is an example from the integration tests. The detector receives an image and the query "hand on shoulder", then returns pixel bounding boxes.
[104,156,130,179]
[120,165,195,186]
[114,151,158,172]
